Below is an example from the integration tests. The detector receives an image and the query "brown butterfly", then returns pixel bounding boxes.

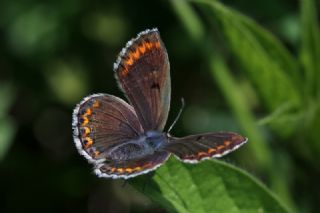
[72,28,247,179]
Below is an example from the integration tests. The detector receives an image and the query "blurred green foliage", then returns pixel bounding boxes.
[1,0,320,212]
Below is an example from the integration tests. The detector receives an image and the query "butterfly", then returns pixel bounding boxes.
[72,28,247,179]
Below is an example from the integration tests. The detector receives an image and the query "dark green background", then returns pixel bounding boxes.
[0,0,319,212]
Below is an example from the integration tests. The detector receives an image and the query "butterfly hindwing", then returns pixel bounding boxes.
[72,94,143,163]
[95,151,170,179]
[163,132,247,163]
[114,29,171,132]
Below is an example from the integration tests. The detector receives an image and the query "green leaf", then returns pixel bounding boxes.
[300,0,320,98]
[131,158,290,213]
[193,0,301,112]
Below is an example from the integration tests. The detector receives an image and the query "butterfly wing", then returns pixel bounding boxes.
[94,151,170,179]
[114,29,171,132]
[162,132,247,163]
[72,94,143,164]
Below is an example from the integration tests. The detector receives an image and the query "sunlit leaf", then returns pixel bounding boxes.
[131,158,290,213]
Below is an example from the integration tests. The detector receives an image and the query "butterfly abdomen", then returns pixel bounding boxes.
[107,131,167,161]
[108,143,147,161]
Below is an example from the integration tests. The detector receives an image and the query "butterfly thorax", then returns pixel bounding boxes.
[145,131,167,149]
[107,131,167,161]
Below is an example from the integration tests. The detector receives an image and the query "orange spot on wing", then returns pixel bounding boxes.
[125,57,134,66]
[94,150,100,157]
[134,166,142,171]
[224,141,231,146]
[81,117,89,126]
[93,101,100,108]
[139,45,146,53]
[143,163,152,168]
[125,168,133,173]
[131,50,140,59]
[84,108,92,116]
[117,168,124,173]
[109,166,140,174]
[83,137,93,148]
[120,68,129,77]
[81,108,92,126]
[198,152,208,157]
[145,42,153,49]
[217,145,225,150]
[208,148,216,153]
[83,127,90,136]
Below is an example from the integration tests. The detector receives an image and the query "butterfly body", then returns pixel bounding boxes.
[72,28,247,179]
[145,131,168,149]
[107,131,167,161]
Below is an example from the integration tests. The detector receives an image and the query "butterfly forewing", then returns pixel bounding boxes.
[72,94,143,163]
[163,132,247,163]
[114,29,171,132]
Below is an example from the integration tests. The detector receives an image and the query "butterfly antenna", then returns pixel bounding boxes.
[168,98,185,134]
